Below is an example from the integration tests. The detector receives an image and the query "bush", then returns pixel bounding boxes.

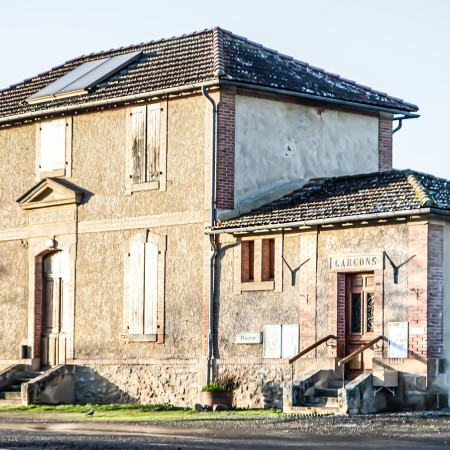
[201,374,240,392]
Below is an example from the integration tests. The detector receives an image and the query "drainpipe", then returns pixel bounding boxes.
[201,86,217,385]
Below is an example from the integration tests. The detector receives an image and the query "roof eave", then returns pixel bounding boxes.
[0,79,221,126]
[218,80,419,116]
[207,208,433,234]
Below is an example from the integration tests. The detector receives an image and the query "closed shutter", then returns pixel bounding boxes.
[144,242,158,335]
[40,119,66,171]
[129,242,145,334]
[131,106,146,183]
[146,104,160,182]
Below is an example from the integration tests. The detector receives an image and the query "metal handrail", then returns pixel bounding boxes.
[337,335,383,367]
[289,334,337,364]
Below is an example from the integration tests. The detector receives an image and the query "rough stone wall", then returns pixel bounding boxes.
[0,240,28,360]
[0,125,35,229]
[75,223,204,359]
[75,363,199,406]
[217,362,291,409]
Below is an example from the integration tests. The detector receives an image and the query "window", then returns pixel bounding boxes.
[36,118,72,179]
[125,103,167,193]
[236,236,281,293]
[124,231,166,342]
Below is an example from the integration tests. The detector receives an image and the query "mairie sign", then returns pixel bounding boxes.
[329,253,382,272]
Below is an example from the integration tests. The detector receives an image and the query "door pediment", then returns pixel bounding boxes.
[17,178,83,210]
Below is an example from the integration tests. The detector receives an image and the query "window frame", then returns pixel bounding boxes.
[35,117,72,180]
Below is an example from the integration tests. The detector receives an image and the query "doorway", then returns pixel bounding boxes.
[40,251,67,367]
[345,273,375,378]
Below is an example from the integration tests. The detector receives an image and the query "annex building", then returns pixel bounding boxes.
[0,27,447,413]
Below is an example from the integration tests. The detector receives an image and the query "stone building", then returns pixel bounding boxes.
[1,27,443,412]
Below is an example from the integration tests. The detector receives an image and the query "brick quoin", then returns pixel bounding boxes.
[216,92,235,209]
[378,116,393,171]
[427,224,444,358]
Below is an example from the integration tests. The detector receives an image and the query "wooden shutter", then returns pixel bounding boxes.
[129,242,145,334]
[40,119,66,171]
[146,104,160,182]
[131,106,146,183]
[144,242,158,335]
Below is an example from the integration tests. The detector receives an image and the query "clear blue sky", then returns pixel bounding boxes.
[1,0,448,178]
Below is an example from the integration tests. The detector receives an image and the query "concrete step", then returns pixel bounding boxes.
[328,380,348,389]
[0,398,22,406]
[287,404,340,415]
[315,387,338,398]
[301,396,339,408]
[0,391,21,400]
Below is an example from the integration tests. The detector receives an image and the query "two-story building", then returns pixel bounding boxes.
[1,27,446,412]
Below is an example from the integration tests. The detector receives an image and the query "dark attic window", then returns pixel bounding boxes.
[26,51,142,104]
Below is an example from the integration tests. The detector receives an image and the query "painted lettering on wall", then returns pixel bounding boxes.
[329,253,381,272]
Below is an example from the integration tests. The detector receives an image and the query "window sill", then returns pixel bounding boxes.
[40,168,66,178]
[240,281,275,292]
[131,181,160,193]
[128,333,157,342]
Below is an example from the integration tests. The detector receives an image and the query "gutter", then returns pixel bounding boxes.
[201,86,217,385]
[0,78,419,126]
[206,208,432,235]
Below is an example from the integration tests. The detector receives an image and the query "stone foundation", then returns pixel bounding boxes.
[74,364,199,406]
[217,361,291,409]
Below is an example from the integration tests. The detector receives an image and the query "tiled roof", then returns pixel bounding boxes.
[0,28,417,122]
[212,170,450,231]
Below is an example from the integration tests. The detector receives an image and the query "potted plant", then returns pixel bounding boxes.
[201,374,239,409]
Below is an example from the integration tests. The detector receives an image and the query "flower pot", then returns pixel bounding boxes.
[201,390,233,409]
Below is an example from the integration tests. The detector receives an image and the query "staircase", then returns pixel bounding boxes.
[0,370,42,406]
[299,376,348,412]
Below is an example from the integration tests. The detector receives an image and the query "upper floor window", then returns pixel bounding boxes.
[125,103,167,194]
[36,118,72,179]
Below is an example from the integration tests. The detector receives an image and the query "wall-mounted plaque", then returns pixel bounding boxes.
[329,253,382,272]
[236,332,262,344]
[281,324,299,358]
[388,322,408,358]
[263,324,299,358]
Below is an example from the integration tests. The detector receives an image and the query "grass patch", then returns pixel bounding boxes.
[0,404,286,422]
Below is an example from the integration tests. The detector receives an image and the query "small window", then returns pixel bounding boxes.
[131,104,160,184]
[36,118,72,179]
[237,237,280,292]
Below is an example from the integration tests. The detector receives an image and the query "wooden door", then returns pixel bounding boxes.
[345,273,375,377]
[40,252,66,367]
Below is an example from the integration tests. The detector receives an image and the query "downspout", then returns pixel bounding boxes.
[202,86,217,385]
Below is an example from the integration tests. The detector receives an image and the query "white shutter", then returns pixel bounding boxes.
[144,242,158,335]
[146,104,160,182]
[40,119,66,171]
[129,242,145,334]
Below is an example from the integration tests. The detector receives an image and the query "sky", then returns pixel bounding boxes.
[0,0,449,178]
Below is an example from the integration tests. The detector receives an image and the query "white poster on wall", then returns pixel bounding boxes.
[263,325,282,358]
[282,324,299,358]
[388,322,408,358]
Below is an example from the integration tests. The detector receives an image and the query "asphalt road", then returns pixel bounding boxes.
[0,412,449,449]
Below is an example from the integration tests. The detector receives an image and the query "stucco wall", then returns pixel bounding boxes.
[75,223,204,359]
[234,95,379,206]
[0,240,28,359]
[73,95,206,222]
[0,125,35,228]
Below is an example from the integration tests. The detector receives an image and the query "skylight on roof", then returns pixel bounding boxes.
[26,51,142,104]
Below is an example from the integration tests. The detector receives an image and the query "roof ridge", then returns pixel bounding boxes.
[212,27,225,76]
[405,170,435,207]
